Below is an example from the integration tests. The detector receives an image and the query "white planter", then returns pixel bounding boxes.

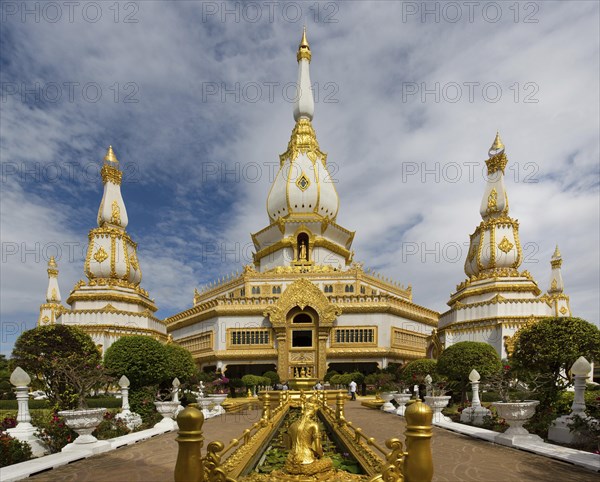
[207,394,227,405]
[424,396,452,423]
[380,392,396,412]
[393,393,412,416]
[58,408,111,454]
[492,401,542,447]
[153,401,180,430]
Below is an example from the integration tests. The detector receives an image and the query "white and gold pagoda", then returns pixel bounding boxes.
[437,134,571,358]
[37,146,167,353]
[166,30,438,381]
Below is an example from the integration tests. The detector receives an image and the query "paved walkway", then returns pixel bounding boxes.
[27,404,597,482]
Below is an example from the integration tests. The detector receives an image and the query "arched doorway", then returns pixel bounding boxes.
[286,306,319,380]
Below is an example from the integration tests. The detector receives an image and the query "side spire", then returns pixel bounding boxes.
[548,245,564,294]
[86,146,142,286]
[465,133,521,277]
[293,27,314,122]
[97,145,129,229]
[38,256,62,325]
[480,132,509,221]
[46,256,61,303]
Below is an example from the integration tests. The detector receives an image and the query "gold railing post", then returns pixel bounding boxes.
[336,390,345,424]
[175,404,205,482]
[262,392,271,421]
[404,400,433,482]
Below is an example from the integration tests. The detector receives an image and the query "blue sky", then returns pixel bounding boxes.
[1,1,599,356]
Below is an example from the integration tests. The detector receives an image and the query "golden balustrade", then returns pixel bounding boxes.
[175,393,433,482]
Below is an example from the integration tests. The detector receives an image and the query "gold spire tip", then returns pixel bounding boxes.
[297,26,311,62]
[48,256,57,267]
[553,245,561,258]
[104,145,119,163]
[490,131,504,152]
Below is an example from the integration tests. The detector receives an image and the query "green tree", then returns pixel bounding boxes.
[0,354,12,400]
[11,325,105,409]
[104,336,168,389]
[436,342,502,403]
[511,317,600,407]
[262,370,280,386]
[399,359,438,385]
[163,344,196,383]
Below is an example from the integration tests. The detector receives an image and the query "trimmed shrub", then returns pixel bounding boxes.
[163,344,196,383]
[437,342,502,402]
[104,336,168,389]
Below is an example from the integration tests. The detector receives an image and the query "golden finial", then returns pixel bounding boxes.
[489,131,504,154]
[297,26,311,62]
[103,145,119,163]
[553,245,561,258]
[48,256,57,268]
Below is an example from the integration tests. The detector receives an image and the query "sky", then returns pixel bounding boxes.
[1,1,599,356]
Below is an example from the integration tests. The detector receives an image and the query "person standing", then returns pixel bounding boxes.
[349,380,357,400]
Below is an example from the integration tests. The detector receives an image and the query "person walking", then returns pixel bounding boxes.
[349,380,357,400]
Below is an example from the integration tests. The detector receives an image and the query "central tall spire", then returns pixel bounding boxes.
[253,30,354,272]
[293,26,314,122]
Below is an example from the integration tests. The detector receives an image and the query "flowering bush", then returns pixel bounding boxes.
[211,376,230,394]
[1,415,17,431]
[34,411,77,453]
[93,411,130,439]
[0,432,32,467]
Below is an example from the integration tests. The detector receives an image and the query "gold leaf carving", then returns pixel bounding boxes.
[498,236,514,253]
[93,246,109,263]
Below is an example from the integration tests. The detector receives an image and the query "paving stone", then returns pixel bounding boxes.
[23,404,598,481]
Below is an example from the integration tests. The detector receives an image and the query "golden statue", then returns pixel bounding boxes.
[298,240,307,261]
[111,200,121,225]
[284,402,332,476]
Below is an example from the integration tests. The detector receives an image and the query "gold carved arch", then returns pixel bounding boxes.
[263,278,341,327]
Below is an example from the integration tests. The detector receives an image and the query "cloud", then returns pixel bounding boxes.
[1,1,598,355]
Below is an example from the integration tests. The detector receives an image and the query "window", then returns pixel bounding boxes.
[333,328,376,344]
[324,284,333,293]
[344,284,354,293]
[292,330,313,348]
[292,313,312,324]
[251,286,260,295]
[230,329,271,346]
[240,288,246,297]
[360,286,366,294]
[272,286,282,294]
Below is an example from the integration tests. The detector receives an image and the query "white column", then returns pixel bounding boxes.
[7,367,47,456]
[548,357,592,444]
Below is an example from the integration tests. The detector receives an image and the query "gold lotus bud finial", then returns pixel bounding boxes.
[488,131,505,157]
[48,256,57,268]
[104,145,119,163]
[553,245,561,258]
[297,26,311,62]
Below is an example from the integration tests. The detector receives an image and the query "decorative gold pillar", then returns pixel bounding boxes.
[317,329,329,379]
[336,391,345,424]
[404,400,433,482]
[263,392,272,421]
[174,404,205,482]
[275,329,287,381]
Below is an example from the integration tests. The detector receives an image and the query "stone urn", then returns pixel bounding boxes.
[424,396,452,423]
[58,408,111,453]
[492,401,542,447]
[380,392,396,412]
[154,401,180,430]
[393,393,412,416]
[208,393,227,404]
